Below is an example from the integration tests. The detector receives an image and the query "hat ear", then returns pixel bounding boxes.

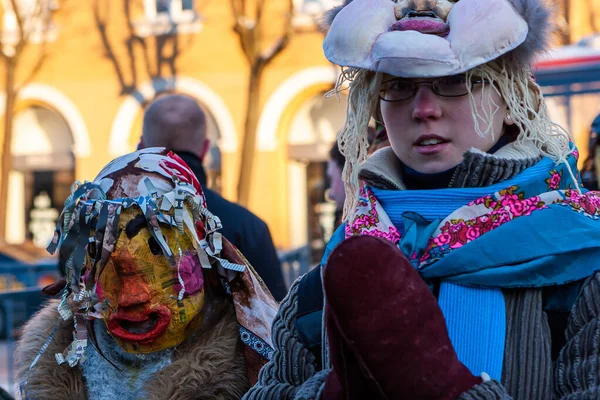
[320,0,354,32]
[501,0,552,65]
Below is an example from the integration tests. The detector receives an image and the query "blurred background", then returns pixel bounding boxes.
[0,0,599,395]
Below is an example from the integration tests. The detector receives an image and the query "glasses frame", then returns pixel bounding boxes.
[379,75,488,103]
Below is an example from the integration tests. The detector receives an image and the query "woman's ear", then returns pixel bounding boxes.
[505,110,515,126]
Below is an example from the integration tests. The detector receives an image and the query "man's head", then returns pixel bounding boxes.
[142,94,210,160]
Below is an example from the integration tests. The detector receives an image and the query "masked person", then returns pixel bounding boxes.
[244,0,600,399]
[15,148,278,400]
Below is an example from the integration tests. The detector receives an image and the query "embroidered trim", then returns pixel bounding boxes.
[239,326,274,360]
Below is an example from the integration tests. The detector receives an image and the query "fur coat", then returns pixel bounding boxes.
[14,298,249,400]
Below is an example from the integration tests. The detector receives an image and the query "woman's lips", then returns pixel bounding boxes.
[391,18,450,36]
[414,135,451,156]
[107,306,171,343]
[415,142,449,155]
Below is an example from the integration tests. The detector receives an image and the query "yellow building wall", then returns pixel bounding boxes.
[1,0,599,252]
[0,0,332,250]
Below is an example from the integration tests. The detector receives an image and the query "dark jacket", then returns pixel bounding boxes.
[175,151,287,301]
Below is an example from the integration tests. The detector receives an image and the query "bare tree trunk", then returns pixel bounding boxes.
[561,0,571,45]
[588,0,599,33]
[232,0,293,205]
[0,59,18,242]
[237,62,265,206]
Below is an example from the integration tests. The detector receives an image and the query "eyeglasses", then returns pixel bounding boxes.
[379,75,488,102]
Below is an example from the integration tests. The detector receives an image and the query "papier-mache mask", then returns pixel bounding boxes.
[322,0,550,77]
[41,148,277,382]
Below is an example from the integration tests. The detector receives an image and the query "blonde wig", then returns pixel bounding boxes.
[332,57,575,220]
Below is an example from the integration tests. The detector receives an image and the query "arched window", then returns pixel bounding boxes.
[8,105,74,247]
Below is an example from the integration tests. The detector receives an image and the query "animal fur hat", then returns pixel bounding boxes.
[322,0,551,77]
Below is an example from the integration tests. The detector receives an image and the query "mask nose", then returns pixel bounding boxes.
[111,249,152,307]
[118,273,151,307]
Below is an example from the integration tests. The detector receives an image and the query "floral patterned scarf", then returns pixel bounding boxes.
[331,147,600,381]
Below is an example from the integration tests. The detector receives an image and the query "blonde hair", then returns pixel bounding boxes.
[331,58,574,220]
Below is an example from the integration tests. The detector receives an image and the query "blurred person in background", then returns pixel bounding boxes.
[582,114,600,190]
[141,94,287,301]
[328,126,383,229]
[327,142,346,228]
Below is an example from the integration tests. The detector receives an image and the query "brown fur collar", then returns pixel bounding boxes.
[15,299,249,400]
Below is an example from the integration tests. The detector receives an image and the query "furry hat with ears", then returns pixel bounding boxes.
[322,0,553,75]
[320,0,353,31]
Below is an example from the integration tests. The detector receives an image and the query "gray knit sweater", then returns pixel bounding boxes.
[244,145,600,400]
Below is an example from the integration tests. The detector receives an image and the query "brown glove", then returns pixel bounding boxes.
[322,236,482,400]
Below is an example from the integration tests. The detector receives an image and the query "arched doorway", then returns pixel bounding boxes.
[8,105,75,246]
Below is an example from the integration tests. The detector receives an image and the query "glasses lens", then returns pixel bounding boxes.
[434,75,470,97]
[381,79,414,101]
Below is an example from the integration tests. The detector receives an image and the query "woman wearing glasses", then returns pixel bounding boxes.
[244,0,600,399]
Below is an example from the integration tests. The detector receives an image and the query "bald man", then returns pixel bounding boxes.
[141,94,287,301]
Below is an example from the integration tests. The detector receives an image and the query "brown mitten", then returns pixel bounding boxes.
[322,236,482,400]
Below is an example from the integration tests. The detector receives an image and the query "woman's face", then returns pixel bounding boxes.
[380,74,509,174]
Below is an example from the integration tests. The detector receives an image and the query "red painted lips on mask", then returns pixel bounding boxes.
[107,306,171,343]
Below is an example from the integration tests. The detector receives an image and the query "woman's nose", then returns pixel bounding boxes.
[412,86,442,121]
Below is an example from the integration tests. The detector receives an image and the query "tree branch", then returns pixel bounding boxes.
[255,0,266,27]
[230,0,243,20]
[25,0,44,39]
[234,19,255,62]
[16,44,47,91]
[589,0,599,32]
[260,33,287,62]
[260,0,293,62]
[93,0,130,93]
[9,0,27,53]
[16,0,55,90]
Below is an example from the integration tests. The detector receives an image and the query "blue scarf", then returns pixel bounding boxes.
[323,150,600,380]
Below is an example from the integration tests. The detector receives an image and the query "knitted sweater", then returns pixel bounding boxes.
[244,145,600,400]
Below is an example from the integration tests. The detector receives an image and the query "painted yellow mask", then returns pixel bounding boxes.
[95,207,206,353]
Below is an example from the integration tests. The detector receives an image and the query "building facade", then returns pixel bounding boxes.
[0,0,599,260]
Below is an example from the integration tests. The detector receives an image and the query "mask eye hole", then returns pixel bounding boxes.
[148,237,162,255]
